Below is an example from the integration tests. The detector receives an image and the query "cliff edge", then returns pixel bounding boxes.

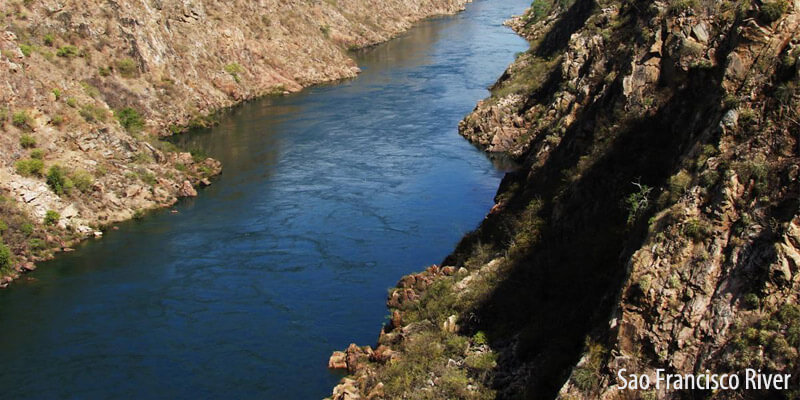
[328,0,800,398]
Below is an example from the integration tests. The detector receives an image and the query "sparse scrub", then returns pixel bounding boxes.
[115,107,145,133]
[683,218,711,242]
[56,45,78,58]
[19,134,36,148]
[0,241,11,275]
[12,110,33,130]
[15,158,44,176]
[116,57,138,77]
[79,104,108,123]
[224,63,244,83]
[71,169,94,193]
[760,0,788,23]
[19,44,32,57]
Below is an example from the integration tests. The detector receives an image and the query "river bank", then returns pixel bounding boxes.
[0,0,471,286]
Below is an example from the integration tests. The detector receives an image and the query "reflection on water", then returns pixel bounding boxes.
[0,0,531,398]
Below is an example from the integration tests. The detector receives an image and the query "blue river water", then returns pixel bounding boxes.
[0,1,530,398]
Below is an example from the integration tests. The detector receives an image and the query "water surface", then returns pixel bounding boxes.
[0,1,530,398]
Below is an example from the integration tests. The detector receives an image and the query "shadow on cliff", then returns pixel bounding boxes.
[443,3,745,397]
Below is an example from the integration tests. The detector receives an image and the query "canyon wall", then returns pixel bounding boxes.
[329,0,800,399]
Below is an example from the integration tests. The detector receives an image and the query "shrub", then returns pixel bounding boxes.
[19,134,36,148]
[71,169,94,192]
[15,158,44,176]
[224,63,244,83]
[760,0,788,23]
[30,149,44,160]
[21,223,34,236]
[51,88,61,100]
[116,57,138,77]
[65,98,77,108]
[0,241,10,273]
[43,210,60,226]
[51,114,64,126]
[19,44,32,57]
[56,45,78,58]
[12,110,33,130]
[79,104,107,123]
[625,182,652,225]
[98,66,111,77]
[669,0,697,15]
[46,165,72,195]
[473,331,489,346]
[464,352,496,370]
[115,107,145,132]
[43,33,54,46]
[683,218,711,242]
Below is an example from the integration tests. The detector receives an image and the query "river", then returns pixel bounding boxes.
[0,0,530,398]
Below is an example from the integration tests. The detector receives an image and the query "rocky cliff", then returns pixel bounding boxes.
[0,0,468,285]
[328,0,800,398]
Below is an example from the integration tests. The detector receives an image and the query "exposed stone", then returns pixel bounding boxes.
[178,180,198,197]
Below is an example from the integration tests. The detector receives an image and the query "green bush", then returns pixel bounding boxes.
[19,44,32,57]
[66,98,77,108]
[30,149,44,159]
[625,183,652,225]
[683,218,711,242]
[224,63,244,83]
[15,158,44,176]
[56,45,78,58]
[21,223,34,236]
[760,0,788,23]
[12,111,33,130]
[115,107,145,133]
[116,57,138,77]
[668,0,697,15]
[0,241,10,273]
[43,33,54,46]
[71,169,94,192]
[98,66,111,77]
[43,210,60,226]
[51,88,61,100]
[46,165,72,195]
[19,134,36,148]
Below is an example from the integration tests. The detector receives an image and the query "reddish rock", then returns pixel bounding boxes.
[442,266,456,276]
[391,310,403,330]
[178,180,198,197]
[328,351,347,370]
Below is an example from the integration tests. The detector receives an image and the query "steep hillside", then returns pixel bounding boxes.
[328,0,800,399]
[0,0,468,285]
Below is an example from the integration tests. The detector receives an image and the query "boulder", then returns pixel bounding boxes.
[178,180,197,197]
[328,351,347,369]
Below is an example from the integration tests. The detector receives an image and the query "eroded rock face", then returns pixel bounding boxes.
[330,0,800,399]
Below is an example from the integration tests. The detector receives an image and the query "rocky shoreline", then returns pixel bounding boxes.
[0,0,470,287]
